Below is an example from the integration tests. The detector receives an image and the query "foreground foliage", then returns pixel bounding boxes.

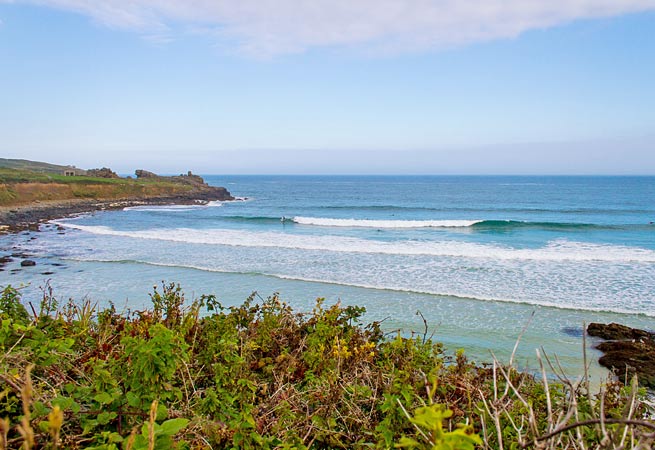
[0,283,653,449]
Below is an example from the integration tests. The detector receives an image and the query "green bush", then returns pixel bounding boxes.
[0,283,652,449]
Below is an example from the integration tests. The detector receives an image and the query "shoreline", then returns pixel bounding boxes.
[0,193,231,234]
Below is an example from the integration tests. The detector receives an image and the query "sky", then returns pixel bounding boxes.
[1,1,654,174]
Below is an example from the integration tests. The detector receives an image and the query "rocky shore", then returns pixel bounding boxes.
[0,173,233,233]
[0,196,220,234]
[587,322,655,388]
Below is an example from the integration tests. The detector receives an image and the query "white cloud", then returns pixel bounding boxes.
[6,1,655,56]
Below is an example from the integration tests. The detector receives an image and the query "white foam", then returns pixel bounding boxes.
[292,216,481,228]
[53,222,655,263]
[59,257,655,317]
[123,201,224,212]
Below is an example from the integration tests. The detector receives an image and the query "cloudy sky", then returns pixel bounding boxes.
[1,1,654,174]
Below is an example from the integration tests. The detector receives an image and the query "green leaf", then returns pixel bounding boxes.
[156,403,168,421]
[97,411,117,425]
[159,418,189,436]
[32,400,49,418]
[130,434,148,450]
[126,391,141,408]
[410,405,450,431]
[51,396,74,411]
[154,435,175,450]
[94,391,114,405]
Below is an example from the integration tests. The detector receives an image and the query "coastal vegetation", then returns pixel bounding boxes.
[0,167,230,208]
[0,283,653,449]
[0,159,79,175]
[0,160,233,233]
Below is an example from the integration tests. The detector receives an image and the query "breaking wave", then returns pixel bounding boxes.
[123,201,224,212]
[53,222,655,263]
[291,217,481,228]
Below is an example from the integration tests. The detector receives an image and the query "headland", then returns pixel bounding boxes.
[0,160,233,233]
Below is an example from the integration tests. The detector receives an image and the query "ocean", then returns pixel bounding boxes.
[1,175,654,376]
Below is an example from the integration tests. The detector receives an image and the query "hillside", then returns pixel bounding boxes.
[0,158,86,175]
[0,162,233,231]
[1,168,232,206]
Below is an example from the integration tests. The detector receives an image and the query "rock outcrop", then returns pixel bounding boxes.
[87,167,120,178]
[587,322,655,388]
[133,169,233,202]
[136,169,208,186]
[175,171,207,185]
[135,169,158,179]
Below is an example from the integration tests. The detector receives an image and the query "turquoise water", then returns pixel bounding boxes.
[1,175,654,375]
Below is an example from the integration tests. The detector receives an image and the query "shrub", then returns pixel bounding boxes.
[0,283,652,448]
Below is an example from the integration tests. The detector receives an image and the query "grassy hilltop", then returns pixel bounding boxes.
[0,158,82,175]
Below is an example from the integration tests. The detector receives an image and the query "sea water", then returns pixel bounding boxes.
[1,175,654,377]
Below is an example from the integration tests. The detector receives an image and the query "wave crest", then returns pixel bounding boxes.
[123,201,224,212]
[291,217,481,228]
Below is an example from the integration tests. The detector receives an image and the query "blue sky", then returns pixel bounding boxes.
[1,1,654,174]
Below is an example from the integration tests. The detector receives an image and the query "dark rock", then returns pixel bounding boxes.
[40,271,54,275]
[20,259,36,267]
[0,256,12,265]
[587,322,653,341]
[135,169,158,178]
[588,322,655,388]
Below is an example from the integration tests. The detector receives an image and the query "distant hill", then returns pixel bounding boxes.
[0,158,86,175]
